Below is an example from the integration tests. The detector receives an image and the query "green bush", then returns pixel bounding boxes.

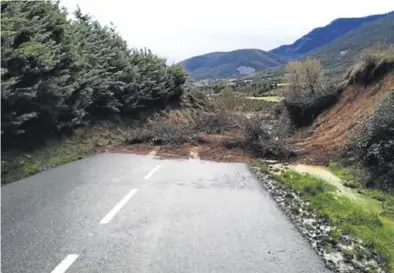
[1,1,187,149]
[216,86,238,111]
[355,91,394,189]
[283,88,338,128]
[283,58,338,128]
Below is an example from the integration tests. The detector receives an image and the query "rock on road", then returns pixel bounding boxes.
[1,153,331,273]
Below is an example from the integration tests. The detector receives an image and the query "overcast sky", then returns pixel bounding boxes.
[60,0,393,63]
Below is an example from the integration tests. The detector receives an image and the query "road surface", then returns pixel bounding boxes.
[1,153,331,273]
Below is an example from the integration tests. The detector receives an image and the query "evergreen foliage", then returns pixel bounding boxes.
[1,0,187,145]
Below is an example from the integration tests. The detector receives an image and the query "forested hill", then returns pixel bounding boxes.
[270,11,393,59]
[1,1,187,147]
[179,49,285,80]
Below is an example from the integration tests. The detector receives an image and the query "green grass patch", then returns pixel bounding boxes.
[276,171,394,272]
[328,161,363,188]
[328,161,354,181]
[245,96,284,102]
[1,141,94,184]
[327,161,394,218]
[1,122,131,185]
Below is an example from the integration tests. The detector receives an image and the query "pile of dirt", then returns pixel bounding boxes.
[108,132,255,164]
[291,72,394,164]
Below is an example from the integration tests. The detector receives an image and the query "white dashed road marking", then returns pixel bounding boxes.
[51,254,79,273]
[144,165,161,180]
[99,188,139,224]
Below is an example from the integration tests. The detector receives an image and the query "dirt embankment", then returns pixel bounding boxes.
[292,73,394,164]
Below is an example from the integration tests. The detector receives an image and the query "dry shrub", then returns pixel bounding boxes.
[215,86,238,111]
[345,43,394,87]
[285,57,325,97]
[360,43,394,62]
[127,121,195,146]
[182,89,214,111]
[244,117,295,160]
[281,57,340,128]
[194,112,245,134]
[127,112,245,147]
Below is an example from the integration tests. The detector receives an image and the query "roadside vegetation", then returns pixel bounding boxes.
[2,3,393,273]
[271,170,394,272]
[254,46,394,271]
[352,91,394,189]
[280,57,339,128]
[1,1,186,183]
[341,44,394,190]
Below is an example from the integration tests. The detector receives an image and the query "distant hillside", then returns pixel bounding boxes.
[179,49,285,80]
[310,15,394,73]
[270,11,393,59]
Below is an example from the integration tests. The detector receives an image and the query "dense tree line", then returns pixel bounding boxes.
[1,1,187,146]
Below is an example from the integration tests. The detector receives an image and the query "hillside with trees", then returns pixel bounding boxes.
[180,11,393,81]
[309,14,394,73]
[179,49,285,80]
[270,11,393,59]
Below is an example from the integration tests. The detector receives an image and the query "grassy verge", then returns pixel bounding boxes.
[328,161,394,217]
[327,161,354,181]
[2,141,94,184]
[328,161,364,188]
[1,122,130,185]
[274,170,394,272]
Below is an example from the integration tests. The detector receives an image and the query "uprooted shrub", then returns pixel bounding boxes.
[126,112,245,147]
[128,121,196,146]
[244,117,295,160]
[194,112,244,134]
[354,91,394,189]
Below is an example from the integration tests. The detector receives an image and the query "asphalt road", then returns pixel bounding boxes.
[1,153,331,273]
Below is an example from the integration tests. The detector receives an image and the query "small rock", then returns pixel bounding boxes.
[285,192,295,199]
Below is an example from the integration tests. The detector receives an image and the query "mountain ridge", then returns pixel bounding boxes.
[270,11,394,59]
[179,48,285,80]
[310,14,394,72]
[179,11,393,80]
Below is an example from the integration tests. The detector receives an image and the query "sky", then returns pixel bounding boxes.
[60,0,393,64]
